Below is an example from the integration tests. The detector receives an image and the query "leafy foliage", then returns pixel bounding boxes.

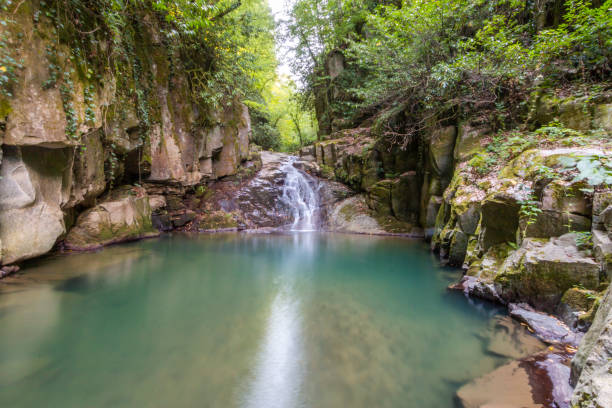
[286,0,611,142]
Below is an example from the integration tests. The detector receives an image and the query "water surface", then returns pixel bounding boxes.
[0,233,509,407]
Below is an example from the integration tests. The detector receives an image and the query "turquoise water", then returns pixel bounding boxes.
[0,233,509,408]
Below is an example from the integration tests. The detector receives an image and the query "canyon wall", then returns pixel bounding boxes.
[0,2,252,265]
[309,85,611,406]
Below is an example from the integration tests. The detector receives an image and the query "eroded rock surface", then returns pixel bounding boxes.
[570,287,612,408]
[64,186,159,250]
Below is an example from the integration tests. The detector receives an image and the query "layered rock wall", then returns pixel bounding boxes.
[0,2,251,265]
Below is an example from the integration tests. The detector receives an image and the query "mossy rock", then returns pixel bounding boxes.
[197,211,239,231]
[495,234,601,312]
[366,179,394,217]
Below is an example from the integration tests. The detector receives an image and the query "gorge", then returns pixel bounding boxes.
[1,0,612,407]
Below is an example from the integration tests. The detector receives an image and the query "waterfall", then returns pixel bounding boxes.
[280,157,319,231]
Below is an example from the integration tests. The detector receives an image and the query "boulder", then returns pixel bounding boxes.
[509,303,582,346]
[327,195,386,235]
[0,146,72,265]
[495,234,600,311]
[570,287,612,408]
[64,186,159,250]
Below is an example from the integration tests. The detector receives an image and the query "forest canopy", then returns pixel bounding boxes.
[285,0,611,143]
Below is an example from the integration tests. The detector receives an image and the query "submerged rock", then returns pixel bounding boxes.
[64,186,159,250]
[456,350,573,408]
[485,315,547,359]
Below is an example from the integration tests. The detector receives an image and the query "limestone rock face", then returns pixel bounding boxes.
[571,287,612,408]
[495,234,600,312]
[67,132,106,208]
[65,186,158,250]
[480,195,520,250]
[0,146,73,265]
[0,3,253,265]
[453,124,488,163]
[327,195,386,235]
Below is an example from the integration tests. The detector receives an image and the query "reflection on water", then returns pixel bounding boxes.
[0,233,513,408]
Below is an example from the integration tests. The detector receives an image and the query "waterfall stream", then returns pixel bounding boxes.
[279,157,319,231]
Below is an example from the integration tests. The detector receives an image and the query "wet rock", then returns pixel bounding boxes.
[152,214,173,232]
[292,159,320,176]
[495,234,600,312]
[0,265,20,279]
[509,303,582,346]
[456,350,572,408]
[197,211,239,231]
[64,186,159,250]
[570,287,612,408]
[453,275,503,304]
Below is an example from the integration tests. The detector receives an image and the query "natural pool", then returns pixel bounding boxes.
[0,233,513,408]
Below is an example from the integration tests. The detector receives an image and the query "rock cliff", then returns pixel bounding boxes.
[0,1,252,265]
[310,87,612,406]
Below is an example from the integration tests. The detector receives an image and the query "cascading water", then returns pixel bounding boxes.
[280,157,319,231]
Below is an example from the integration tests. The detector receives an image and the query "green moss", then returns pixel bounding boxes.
[0,96,11,118]
[320,164,335,179]
[198,211,239,230]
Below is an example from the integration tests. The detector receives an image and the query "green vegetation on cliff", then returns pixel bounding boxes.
[286,0,611,140]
